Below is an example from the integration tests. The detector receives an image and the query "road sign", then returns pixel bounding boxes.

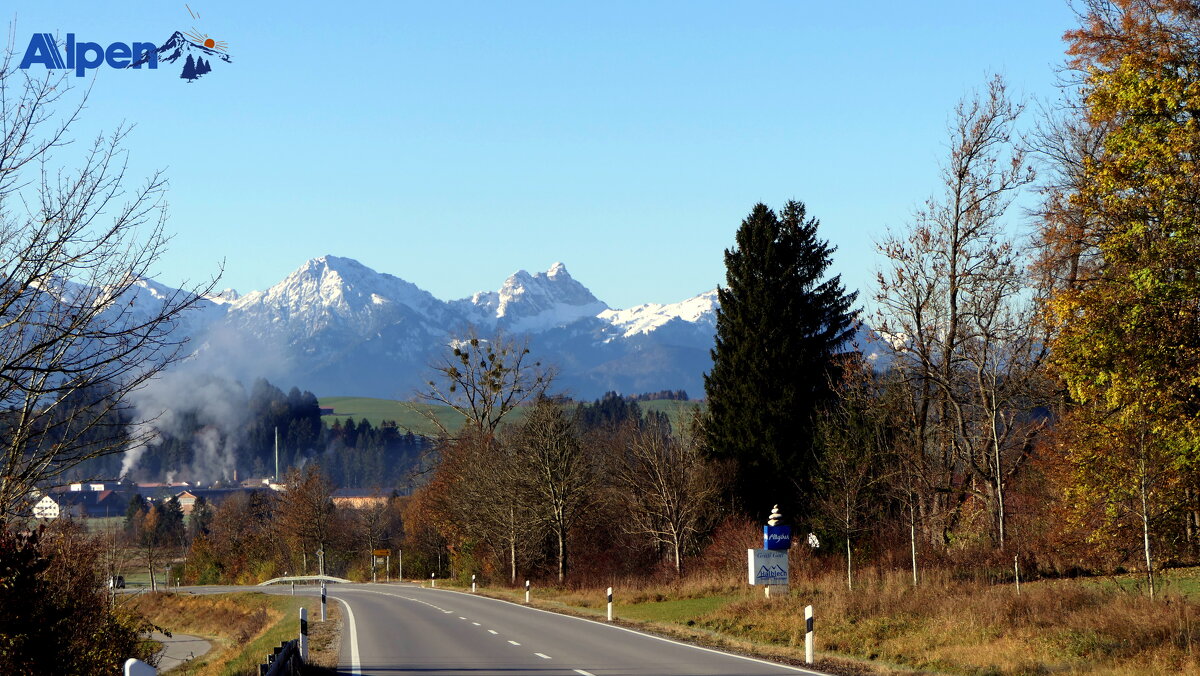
[763,525,792,550]
[372,549,390,557]
[747,548,789,585]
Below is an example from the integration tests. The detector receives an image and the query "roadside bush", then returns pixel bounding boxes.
[0,524,157,674]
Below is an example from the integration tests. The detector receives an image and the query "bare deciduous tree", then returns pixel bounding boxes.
[415,329,554,439]
[612,416,721,577]
[508,398,593,584]
[874,74,1045,550]
[0,52,219,520]
[276,465,337,574]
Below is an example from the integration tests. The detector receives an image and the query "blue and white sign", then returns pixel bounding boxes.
[764,525,792,550]
[747,548,789,585]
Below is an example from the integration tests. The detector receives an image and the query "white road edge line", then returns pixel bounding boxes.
[535,652,552,659]
[424,587,828,675]
[332,596,361,676]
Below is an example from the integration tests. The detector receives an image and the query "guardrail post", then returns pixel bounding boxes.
[299,607,308,661]
[805,604,814,664]
[320,582,327,622]
[606,587,613,622]
[524,579,530,604]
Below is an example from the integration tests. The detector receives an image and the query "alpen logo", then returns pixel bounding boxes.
[19,5,233,83]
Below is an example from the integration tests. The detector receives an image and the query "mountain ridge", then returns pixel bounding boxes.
[118,255,882,400]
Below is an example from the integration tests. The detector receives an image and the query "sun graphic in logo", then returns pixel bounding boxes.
[183,28,228,52]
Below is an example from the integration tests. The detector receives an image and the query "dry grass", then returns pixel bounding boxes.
[466,566,1200,675]
[126,591,341,675]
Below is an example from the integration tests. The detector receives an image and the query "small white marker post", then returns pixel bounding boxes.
[524,579,530,604]
[472,574,476,593]
[606,587,613,622]
[804,605,814,664]
[123,658,155,676]
[431,572,436,588]
[299,607,308,661]
[320,581,327,621]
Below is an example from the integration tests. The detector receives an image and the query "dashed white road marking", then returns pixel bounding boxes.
[508,640,521,645]
[423,586,828,675]
[487,629,498,635]
[574,670,596,676]
[458,616,467,620]
[535,652,552,659]
[472,622,480,626]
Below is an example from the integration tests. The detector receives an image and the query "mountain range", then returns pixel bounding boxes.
[121,256,883,400]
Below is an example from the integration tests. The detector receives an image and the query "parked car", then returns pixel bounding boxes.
[108,575,125,589]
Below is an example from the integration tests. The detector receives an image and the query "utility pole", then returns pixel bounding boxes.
[274,426,279,482]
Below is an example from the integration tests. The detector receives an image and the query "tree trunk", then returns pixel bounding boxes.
[910,501,919,586]
[557,527,566,584]
[992,412,1006,549]
[1141,460,1155,600]
[846,536,853,591]
[509,506,517,586]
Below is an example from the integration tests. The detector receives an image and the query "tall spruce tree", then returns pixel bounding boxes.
[703,200,857,520]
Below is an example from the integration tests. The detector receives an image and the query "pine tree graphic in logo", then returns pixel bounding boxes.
[131,5,232,82]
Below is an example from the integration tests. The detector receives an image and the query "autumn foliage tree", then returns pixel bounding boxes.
[1039,0,1200,596]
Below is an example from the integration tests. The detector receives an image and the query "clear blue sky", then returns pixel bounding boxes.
[9,1,1078,309]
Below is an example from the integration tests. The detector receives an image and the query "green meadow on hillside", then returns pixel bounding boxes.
[318,396,702,436]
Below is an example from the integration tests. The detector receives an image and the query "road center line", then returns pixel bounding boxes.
[425,586,828,675]
[508,640,521,645]
[458,616,467,620]
[574,670,596,676]
[535,652,552,659]
[472,622,480,626]
[487,629,498,634]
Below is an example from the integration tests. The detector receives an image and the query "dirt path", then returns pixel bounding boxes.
[150,630,212,672]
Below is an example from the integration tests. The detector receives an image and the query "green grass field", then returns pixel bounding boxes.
[318,396,703,436]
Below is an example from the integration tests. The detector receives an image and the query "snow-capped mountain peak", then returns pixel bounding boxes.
[599,289,719,338]
[459,262,609,332]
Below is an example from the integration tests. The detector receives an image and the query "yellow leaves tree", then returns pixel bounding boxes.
[1045,0,1200,596]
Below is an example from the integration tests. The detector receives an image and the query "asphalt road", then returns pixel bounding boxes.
[170,582,826,676]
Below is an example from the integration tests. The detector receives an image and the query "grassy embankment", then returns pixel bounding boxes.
[126,591,340,675]
[445,566,1200,676]
[318,396,701,435]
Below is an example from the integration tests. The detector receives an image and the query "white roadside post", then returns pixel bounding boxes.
[525,579,530,604]
[472,574,476,593]
[431,572,436,588]
[320,581,327,621]
[606,587,613,622]
[804,605,814,664]
[124,658,156,676]
[299,607,309,661]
